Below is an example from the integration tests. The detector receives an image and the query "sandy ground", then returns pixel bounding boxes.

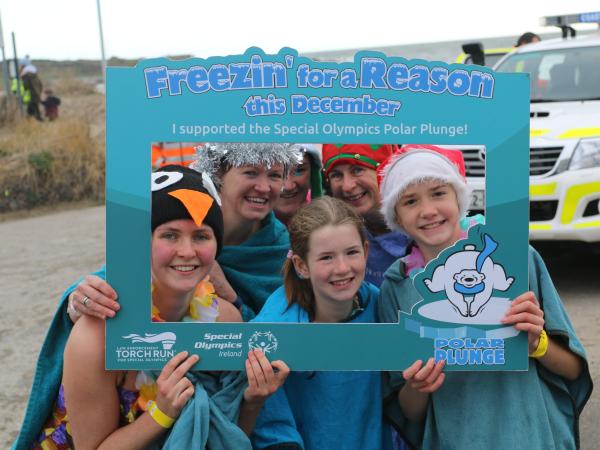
[0,205,597,448]
[0,206,105,447]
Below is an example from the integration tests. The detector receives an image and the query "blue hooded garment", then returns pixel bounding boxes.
[378,246,593,450]
[250,283,393,450]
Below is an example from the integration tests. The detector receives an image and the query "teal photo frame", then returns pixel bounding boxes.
[106,48,530,371]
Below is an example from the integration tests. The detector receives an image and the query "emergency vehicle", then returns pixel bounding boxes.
[462,12,600,246]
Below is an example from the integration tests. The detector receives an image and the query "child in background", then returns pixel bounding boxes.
[41,88,61,121]
[251,196,431,450]
[377,145,592,449]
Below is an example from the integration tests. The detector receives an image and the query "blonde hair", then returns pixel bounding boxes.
[284,196,367,319]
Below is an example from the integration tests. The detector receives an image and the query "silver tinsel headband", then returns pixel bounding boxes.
[191,142,302,185]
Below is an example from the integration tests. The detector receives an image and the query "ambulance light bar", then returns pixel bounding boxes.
[540,11,600,27]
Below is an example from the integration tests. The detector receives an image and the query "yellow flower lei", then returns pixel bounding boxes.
[151,276,219,322]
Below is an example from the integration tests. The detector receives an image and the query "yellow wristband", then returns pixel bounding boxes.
[147,400,175,429]
[529,329,549,359]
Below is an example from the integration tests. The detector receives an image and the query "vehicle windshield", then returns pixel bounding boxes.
[495,45,600,102]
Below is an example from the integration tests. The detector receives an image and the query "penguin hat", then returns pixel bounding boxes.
[151,165,224,255]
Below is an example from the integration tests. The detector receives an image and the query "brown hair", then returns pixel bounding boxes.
[284,196,368,319]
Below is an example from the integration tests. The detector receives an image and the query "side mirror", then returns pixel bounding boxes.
[462,43,486,66]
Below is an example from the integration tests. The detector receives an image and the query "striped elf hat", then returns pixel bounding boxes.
[321,144,398,177]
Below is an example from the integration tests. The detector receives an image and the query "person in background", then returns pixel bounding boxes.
[41,88,61,121]
[19,56,43,121]
[11,75,31,110]
[321,143,410,287]
[516,32,541,47]
[274,143,323,227]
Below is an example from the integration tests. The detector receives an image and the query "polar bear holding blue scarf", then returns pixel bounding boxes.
[424,234,514,317]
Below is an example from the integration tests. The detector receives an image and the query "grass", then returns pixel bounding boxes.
[52,76,98,96]
[0,85,105,212]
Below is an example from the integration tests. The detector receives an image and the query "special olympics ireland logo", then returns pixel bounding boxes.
[122,332,176,350]
[248,331,278,354]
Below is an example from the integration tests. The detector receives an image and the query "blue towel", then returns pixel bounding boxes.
[162,371,251,450]
[218,212,290,319]
[14,265,251,450]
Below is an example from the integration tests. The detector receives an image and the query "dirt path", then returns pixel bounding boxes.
[0,206,105,447]
[1,206,597,448]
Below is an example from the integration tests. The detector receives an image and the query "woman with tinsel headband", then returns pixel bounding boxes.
[191,142,299,320]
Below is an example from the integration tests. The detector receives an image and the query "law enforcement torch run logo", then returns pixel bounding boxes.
[248,331,278,354]
[122,332,177,350]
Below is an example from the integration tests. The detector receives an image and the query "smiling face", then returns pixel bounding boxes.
[275,154,311,222]
[454,270,485,288]
[294,224,367,314]
[394,180,462,260]
[151,219,218,295]
[328,163,380,216]
[220,164,284,226]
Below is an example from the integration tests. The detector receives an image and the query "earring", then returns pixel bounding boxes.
[294,268,306,279]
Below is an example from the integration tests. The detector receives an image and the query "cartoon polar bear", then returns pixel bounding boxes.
[423,234,514,317]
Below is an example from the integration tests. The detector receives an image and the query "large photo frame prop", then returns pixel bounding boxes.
[106,48,530,371]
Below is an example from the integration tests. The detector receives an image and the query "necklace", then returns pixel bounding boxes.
[341,295,363,322]
[151,277,219,322]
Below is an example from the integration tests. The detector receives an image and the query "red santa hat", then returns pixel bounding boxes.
[378,145,471,233]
